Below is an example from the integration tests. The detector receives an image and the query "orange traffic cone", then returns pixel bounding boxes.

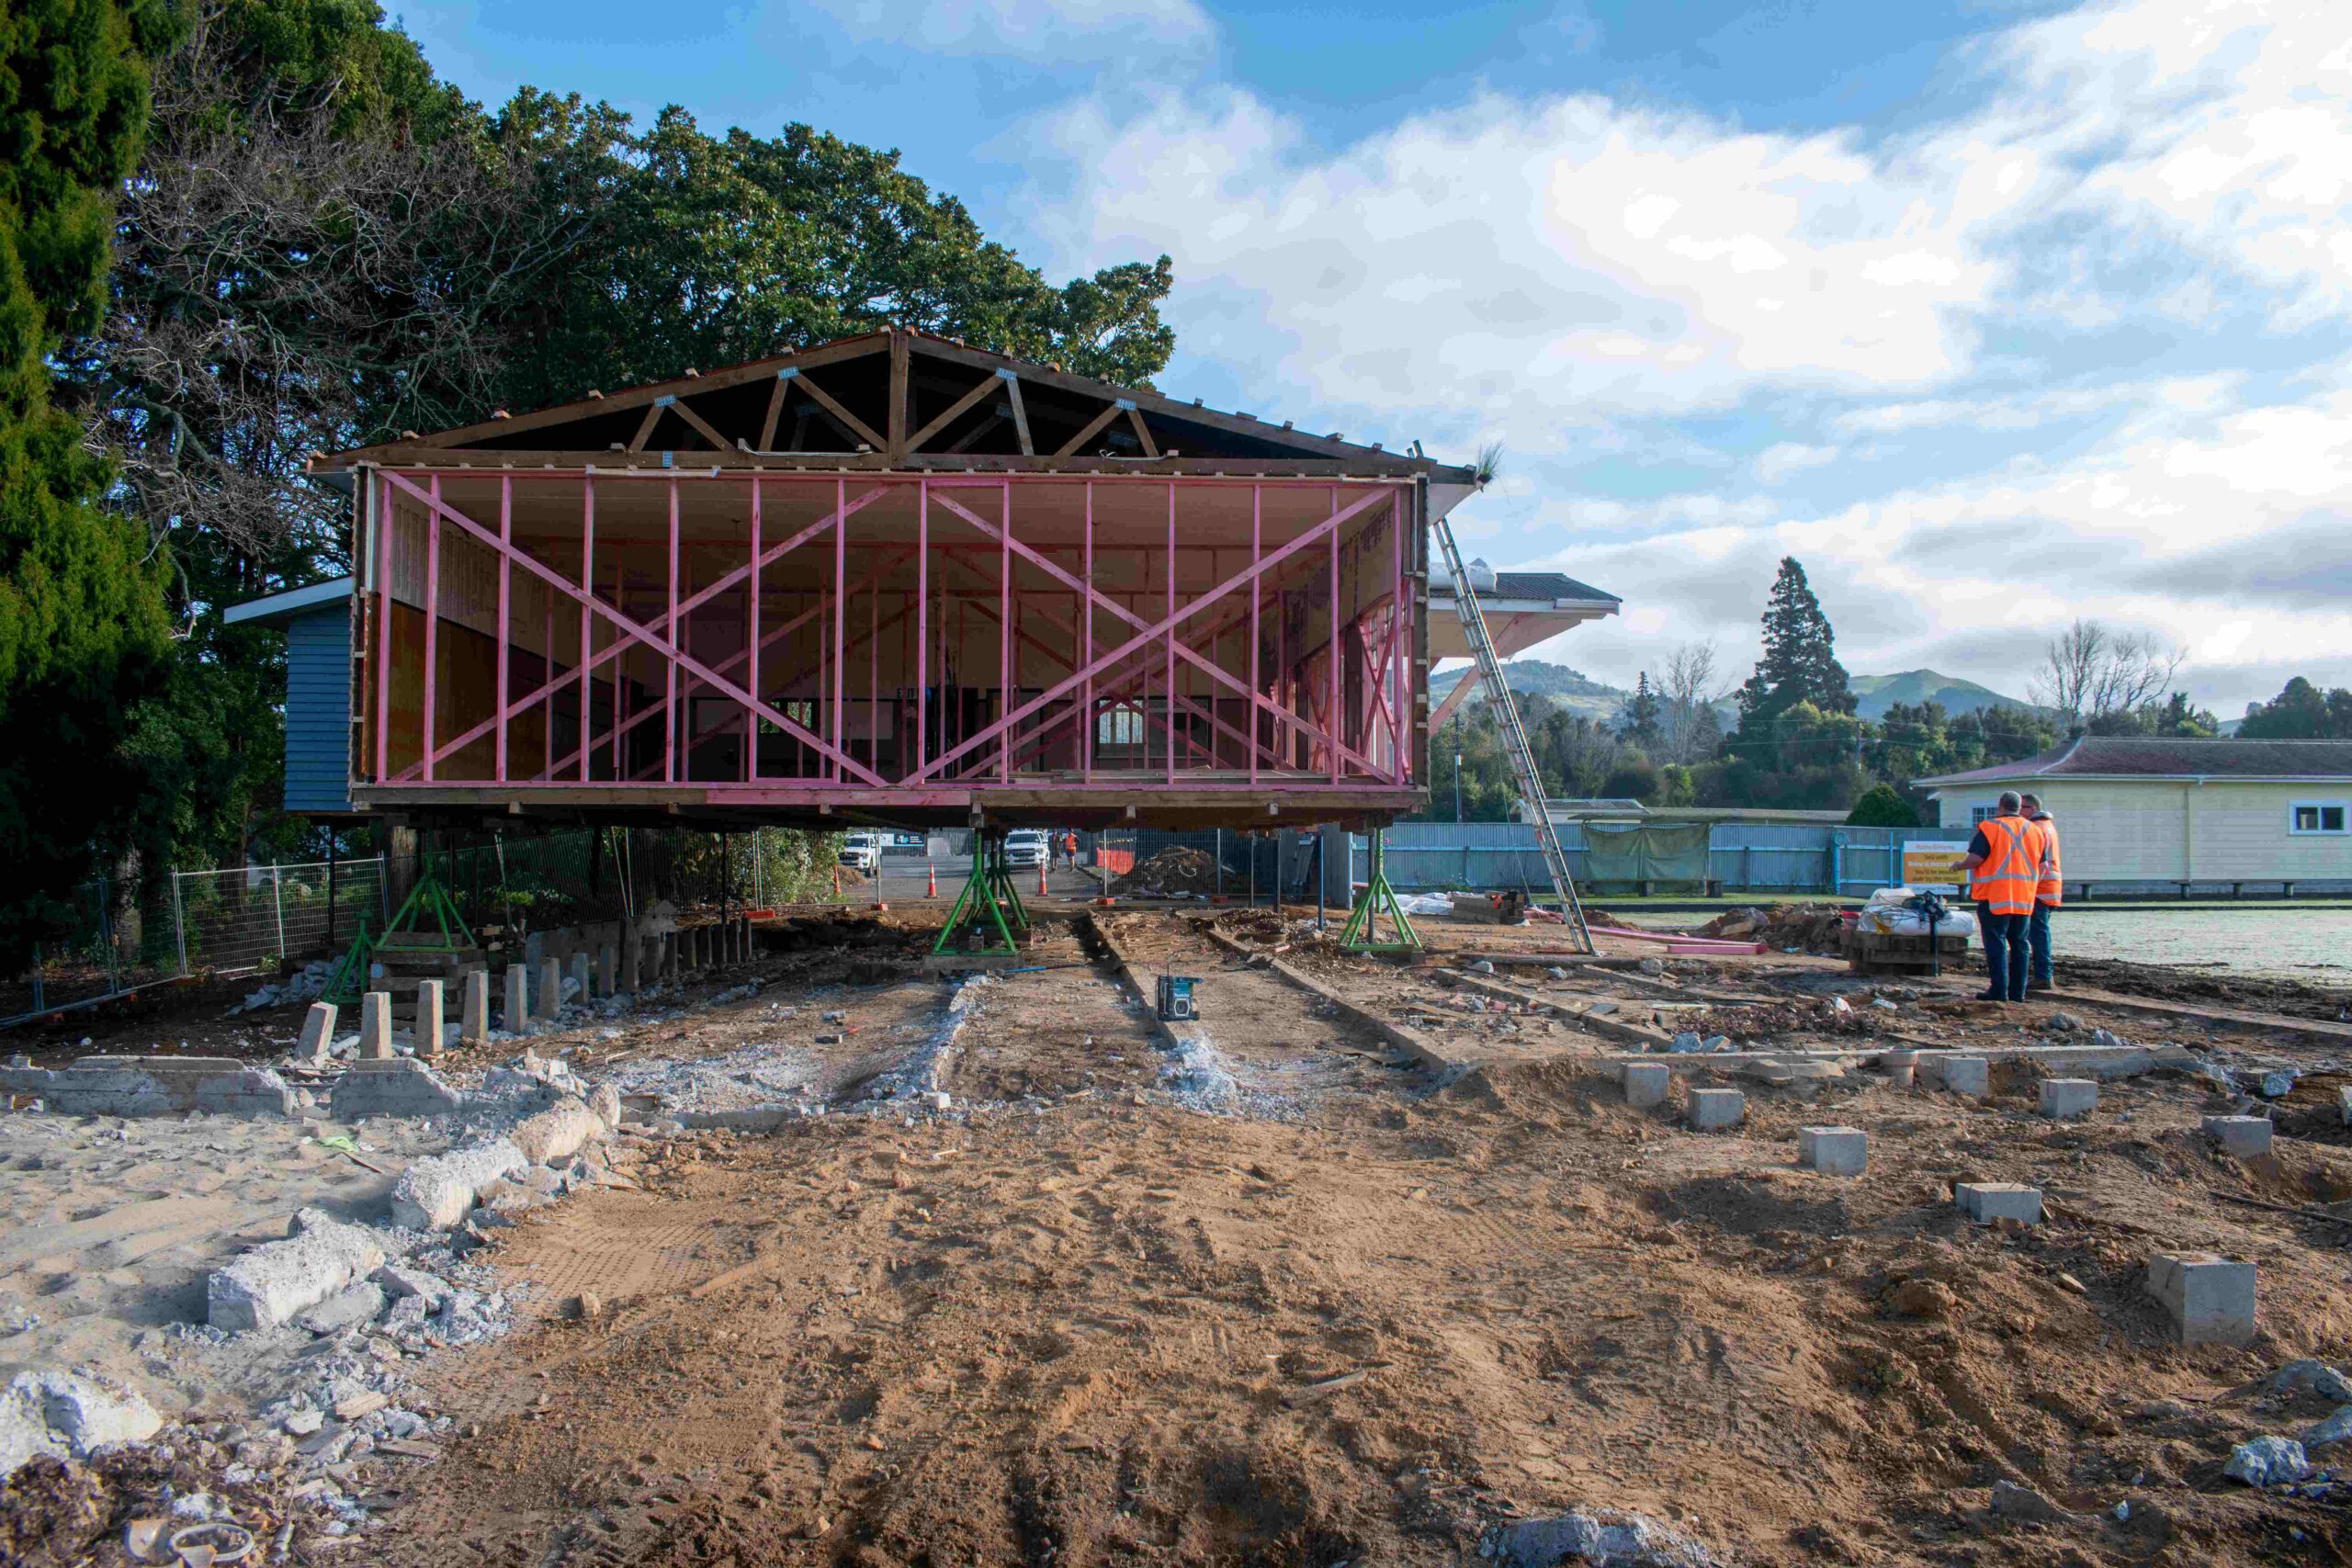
[1037,860,1049,897]
[926,860,938,898]
[831,863,842,899]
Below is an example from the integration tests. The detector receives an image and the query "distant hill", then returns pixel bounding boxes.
[1848,670,2030,720]
[1440,661,2037,730]
[1439,660,1627,724]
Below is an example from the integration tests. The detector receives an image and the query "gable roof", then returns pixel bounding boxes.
[308,327,1477,484]
[1917,735,2352,787]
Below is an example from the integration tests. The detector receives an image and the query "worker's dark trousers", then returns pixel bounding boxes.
[1978,908,2030,1000]
[2029,902,2055,986]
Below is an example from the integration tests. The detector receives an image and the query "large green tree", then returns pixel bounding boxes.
[492,102,1174,412]
[2239,676,2352,739]
[0,0,182,968]
[59,0,1178,883]
[1736,557,1854,724]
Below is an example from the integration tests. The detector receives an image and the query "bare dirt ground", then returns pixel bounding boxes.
[14,903,2352,1565]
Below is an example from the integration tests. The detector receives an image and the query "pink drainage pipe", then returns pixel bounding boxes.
[1595,927,1769,955]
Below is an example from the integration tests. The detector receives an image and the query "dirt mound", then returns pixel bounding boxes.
[1113,846,1223,897]
[1701,902,1849,953]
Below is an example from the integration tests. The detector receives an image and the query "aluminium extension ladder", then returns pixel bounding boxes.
[1430,516,1597,954]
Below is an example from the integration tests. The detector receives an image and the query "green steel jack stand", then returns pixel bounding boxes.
[321,915,379,1006]
[1338,828,1422,954]
[324,865,476,1004]
[932,834,1030,958]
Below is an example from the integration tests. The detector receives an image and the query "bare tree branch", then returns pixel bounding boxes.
[2030,618,2183,728]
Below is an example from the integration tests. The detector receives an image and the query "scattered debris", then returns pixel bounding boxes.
[2224,1436,2311,1488]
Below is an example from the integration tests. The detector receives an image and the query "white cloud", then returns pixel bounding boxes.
[1754,442,1841,482]
[1986,0,2352,321]
[807,0,1211,62]
[1035,87,2011,436]
[998,0,2352,713]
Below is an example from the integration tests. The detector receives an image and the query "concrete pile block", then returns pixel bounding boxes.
[1623,1062,1672,1111]
[620,928,642,992]
[2205,1115,2274,1158]
[598,944,616,996]
[360,991,394,1059]
[508,1097,608,1165]
[1688,1088,1745,1131]
[2146,1251,2256,1345]
[460,969,491,1046]
[2040,1078,2098,1119]
[0,1370,164,1475]
[299,1003,338,1067]
[1880,1050,1917,1089]
[208,1210,388,1331]
[537,957,563,1021]
[1956,1182,2042,1224]
[329,1057,465,1121]
[1937,1055,1991,1098]
[1797,1125,1868,1176]
[415,978,445,1058]
[389,1137,528,1229]
[0,1056,292,1119]
[569,951,591,1003]
[505,964,529,1032]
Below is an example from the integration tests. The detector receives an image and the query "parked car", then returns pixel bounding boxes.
[838,831,883,873]
[1002,829,1050,869]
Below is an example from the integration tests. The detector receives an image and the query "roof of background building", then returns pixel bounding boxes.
[1490,571,1619,604]
[1918,735,2352,786]
[220,577,354,628]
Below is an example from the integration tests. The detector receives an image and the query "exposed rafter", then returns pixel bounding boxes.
[311,327,1476,484]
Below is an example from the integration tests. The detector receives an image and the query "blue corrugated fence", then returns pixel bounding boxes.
[1352,822,1973,895]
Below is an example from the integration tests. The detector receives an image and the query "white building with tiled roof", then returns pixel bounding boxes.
[1916,737,2352,894]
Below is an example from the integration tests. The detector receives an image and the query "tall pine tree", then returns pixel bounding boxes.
[1619,671,1662,750]
[1736,558,1854,725]
[0,0,181,968]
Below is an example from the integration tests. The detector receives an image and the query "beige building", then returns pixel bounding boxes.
[1917,737,2352,894]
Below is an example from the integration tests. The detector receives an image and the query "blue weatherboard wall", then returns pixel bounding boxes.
[282,605,353,813]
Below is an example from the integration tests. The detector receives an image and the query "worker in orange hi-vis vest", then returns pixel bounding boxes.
[1957,789,2040,1003]
[2021,791,2061,993]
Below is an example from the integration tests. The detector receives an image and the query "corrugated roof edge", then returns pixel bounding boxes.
[223,577,354,628]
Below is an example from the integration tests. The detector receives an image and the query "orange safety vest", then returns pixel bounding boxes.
[2030,814,2062,906]
[1969,813,2040,916]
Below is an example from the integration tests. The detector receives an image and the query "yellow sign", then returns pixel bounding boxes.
[1902,841,1970,891]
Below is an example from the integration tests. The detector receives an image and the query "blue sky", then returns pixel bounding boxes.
[392,0,2352,716]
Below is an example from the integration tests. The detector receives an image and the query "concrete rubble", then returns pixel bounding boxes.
[1483,1508,1716,1566]
[207,1209,389,1332]
[0,1055,293,1119]
[2224,1436,2311,1487]
[389,1139,529,1230]
[0,1369,164,1474]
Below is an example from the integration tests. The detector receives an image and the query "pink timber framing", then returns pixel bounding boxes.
[356,468,1423,826]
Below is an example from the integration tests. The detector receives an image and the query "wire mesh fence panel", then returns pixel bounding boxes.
[1,875,183,1023]
[442,830,631,942]
[272,860,386,965]
[174,860,385,977]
